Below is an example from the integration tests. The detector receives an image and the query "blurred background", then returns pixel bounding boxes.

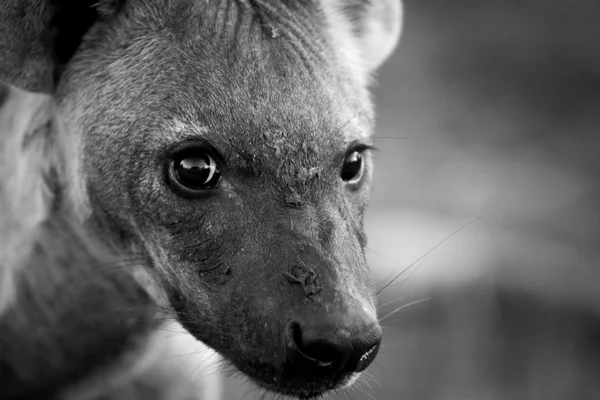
[225,1,600,399]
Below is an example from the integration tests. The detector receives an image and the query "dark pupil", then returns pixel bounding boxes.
[176,155,215,188]
[341,151,362,181]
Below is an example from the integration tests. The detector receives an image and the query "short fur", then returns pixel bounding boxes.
[0,1,402,399]
[0,84,217,400]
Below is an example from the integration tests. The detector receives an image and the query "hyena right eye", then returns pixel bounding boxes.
[167,146,221,195]
[341,150,365,184]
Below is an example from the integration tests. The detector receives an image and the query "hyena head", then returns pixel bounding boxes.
[1,0,402,397]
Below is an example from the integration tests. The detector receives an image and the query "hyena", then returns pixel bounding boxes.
[0,1,403,399]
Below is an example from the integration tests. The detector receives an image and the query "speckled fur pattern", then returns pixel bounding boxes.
[0,1,402,399]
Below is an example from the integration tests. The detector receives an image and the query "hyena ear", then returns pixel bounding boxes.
[0,0,114,94]
[334,0,404,72]
[0,84,55,314]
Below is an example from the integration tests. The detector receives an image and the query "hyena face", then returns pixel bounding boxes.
[1,0,402,397]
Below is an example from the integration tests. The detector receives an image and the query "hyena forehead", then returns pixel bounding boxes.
[67,0,375,173]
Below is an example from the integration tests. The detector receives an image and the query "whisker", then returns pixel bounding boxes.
[378,297,431,323]
[188,350,221,379]
[366,390,377,400]
[163,349,211,360]
[374,135,431,141]
[376,215,483,296]
[258,389,268,400]
[331,104,373,138]
[352,374,377,400]
[377,295,407,312]
[366,246,387,258]
[375,259,421,298]
[389,258,425,295]
[371,361,384,374]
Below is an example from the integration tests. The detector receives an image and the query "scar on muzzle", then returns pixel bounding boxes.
[282,264,321,299]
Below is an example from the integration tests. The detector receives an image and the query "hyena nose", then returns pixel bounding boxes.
[285,316,382,375]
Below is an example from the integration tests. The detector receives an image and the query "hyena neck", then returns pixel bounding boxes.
[0,209,159,399]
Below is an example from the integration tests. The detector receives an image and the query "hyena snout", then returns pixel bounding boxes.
[285,304,382,375]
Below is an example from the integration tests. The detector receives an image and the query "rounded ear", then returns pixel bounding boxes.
[0,0,100,94]
[338,0,404,72]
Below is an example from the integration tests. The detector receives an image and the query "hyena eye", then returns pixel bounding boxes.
[341,150,364,184]
[169,147,221,193]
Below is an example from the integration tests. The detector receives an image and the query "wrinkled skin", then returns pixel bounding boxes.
[0,0,402,398]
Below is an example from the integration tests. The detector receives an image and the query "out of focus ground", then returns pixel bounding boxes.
[224,1,600,399]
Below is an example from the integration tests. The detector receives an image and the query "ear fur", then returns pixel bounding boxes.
[335,0,403,72]
[0,84,56,315]
[0,0,100,93]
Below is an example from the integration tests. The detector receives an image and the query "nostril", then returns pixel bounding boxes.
[286,321,382,375]
[354,342,380,372]
[290,322,344,369]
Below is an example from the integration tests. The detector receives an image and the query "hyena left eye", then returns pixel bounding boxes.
[168,147,221,194]
[341,150,364,184]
